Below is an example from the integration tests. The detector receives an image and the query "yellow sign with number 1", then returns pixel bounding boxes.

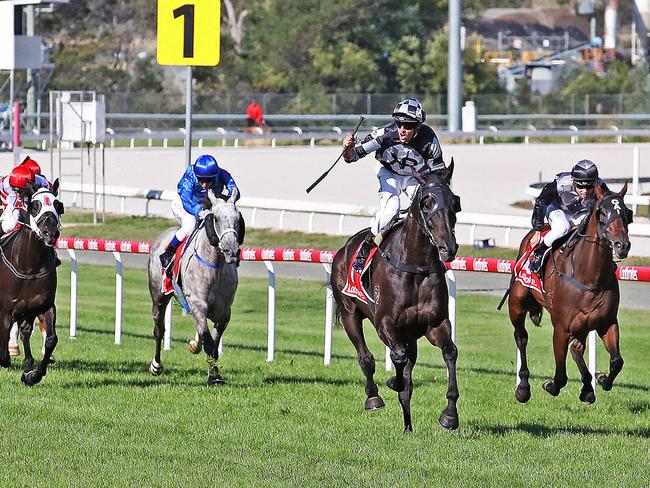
[157,0,220,66]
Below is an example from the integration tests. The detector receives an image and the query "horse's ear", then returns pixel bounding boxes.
[618,182,628,197]
[594,182,606,200]
[207,188,219,208]
[440,157,454,185]
[24,182,35,201]
[52,178,60,197]
[411,169,427,184]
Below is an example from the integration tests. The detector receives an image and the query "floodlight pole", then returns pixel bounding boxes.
[185,66,193,166]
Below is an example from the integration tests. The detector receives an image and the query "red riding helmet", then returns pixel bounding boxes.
[21,157,41,176]
[9,165,35,191]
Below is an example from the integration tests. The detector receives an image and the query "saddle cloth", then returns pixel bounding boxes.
[341,243,378,305]
[161,237,191,295]
[514,230,551,294]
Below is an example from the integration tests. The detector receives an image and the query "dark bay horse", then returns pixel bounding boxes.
[331,162,461,432]
[148,190,244,385]
[0,182,63,385]
[508,184,631,404]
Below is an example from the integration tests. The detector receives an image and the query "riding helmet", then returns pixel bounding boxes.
[571,159,598,182]
[9,165,35,190]
[392,98,426,124]
[193,154,219,179]
[21,156,41,176]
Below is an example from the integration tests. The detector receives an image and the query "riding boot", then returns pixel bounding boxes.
[529,240,549,276]
[160,236,181,278]
[353,233,376,273]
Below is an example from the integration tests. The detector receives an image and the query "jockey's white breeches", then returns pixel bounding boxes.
[543,207,586,247]
[371,165,419,235]
[171,195,198,241]
[0,207,20,233]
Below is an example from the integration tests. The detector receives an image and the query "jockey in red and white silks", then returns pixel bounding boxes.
[342,98,446,272]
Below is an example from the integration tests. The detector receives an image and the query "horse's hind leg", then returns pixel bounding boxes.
[149,293,172,376]
[426,318,460,431]
[596,322,624,391]
[542,326,570,397]
[341,310,384,411]
[570,335,595,404]
[509,285,532,403]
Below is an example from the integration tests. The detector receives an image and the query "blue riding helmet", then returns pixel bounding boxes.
[193,155,219,179]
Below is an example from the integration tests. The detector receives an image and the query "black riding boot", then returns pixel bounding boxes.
[529,241,549,276]
[353,233,376,273]
[160,239,180,278]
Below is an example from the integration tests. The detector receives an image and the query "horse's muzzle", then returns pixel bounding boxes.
[438,243,459,263]
[613,240,630,259]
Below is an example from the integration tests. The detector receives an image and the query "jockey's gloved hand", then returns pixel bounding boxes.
[198,209,210,220]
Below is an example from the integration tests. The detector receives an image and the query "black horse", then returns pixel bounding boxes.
[0,182,63,385]
[331,162,461,432]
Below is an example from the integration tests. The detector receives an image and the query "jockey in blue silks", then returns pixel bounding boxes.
[159,154,239,275]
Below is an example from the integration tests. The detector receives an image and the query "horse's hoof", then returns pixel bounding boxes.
[385,376,404,392]
[515,385,531,403]
[438,412,459,430]
[596,372,612,391]
[580,390,596,405]
[47,355,56,365]
[0,357,11,368]
[207,374,226,386]
[364,396,385,411]
[188,340,202,355]
[149,360,163,376]
[20,370,40,386]
[542,380,560,396]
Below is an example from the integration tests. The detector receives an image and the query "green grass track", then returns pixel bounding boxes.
[0,261,648,487]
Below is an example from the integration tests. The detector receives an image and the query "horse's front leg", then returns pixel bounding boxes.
[22,307,57,386]
[396,339,417,433]
[426,318,460,430]
[379,318,408,394]
[340,310,384,411]
[189,301,219,386]
[509,286,532,403]
[570,335,595,404]
[596,322,624,391]
[18,319,35,373]
[0,315,11,368]
[542,325,570,396]
[149,293,172,376]
[205,317,229,386]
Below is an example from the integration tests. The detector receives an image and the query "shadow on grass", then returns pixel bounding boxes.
[471,421,650,439]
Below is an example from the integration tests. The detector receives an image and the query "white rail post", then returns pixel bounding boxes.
[588,330,597,391]
[385,346,392,372]
[163,301,172,351]
[609,125,621,144]
[144,128,152,148]
[446,270,457,343]
[632,146,640,215]
[67,249,78,339]
[569,125,579,144]
[113,251,123,345]
[264,261,276,362]
[323,264,333,365]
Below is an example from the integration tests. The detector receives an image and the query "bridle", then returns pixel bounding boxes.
[197,202,241,268]
[28,188,61,243]
[410,177,459,248]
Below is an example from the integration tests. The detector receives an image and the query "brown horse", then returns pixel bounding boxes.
[508,183,631,404]
[0,182,62,385]
[331,162,461,432]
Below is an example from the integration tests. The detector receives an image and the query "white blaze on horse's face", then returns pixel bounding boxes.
[29,189,61,246]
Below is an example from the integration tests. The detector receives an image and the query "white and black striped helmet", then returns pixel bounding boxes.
[392,98,426,124]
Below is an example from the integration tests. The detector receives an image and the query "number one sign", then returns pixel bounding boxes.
[157,0,220,66]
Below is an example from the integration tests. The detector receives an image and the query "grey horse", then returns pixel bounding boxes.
[147,190,244,385]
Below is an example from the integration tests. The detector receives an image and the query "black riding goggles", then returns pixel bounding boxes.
[396,121,418,130]
[574,181,594,190]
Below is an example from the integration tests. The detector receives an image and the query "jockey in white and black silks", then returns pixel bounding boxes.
[342,98,446,272]
[528,159,610,276]
[159,154,239,276]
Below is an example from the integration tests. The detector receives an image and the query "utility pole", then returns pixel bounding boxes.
[448,0,462,132]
